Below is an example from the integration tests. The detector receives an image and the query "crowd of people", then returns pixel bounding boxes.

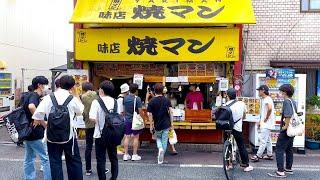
[17,74,297,179]
[18,75,177,180]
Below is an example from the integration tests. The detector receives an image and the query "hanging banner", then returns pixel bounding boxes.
[70,0,256,26]
[133,74,144,89]
[75,28,240,61]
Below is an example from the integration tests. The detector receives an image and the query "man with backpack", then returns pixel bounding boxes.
[89,80,122,180]
[225,88,253,172]
[116,83,129,155]
[32,75,84,180]
[24,76,51,180]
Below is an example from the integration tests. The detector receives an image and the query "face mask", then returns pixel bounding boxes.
[44,85,50,91]
[41,85,50,96]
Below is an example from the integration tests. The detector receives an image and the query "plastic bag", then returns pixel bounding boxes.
[169,129,178,145]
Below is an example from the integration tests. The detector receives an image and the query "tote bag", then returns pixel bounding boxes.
[132,96,145,130]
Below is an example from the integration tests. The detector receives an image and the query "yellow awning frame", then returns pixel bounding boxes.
[70,0,256,26]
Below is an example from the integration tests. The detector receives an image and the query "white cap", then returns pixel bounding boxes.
[120,83,129,93]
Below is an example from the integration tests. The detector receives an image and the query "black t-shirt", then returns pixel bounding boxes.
[25,92,44,141]
[147,96,172,131]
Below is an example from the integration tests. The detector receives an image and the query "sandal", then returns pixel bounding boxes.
[263,155,274,160]
[170,151,178,156]
[250,155,261,162]
[267,171,287,178]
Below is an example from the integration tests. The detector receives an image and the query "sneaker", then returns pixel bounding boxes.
[267,171,287,178]
[158,148,164,164]
[123,154,131,161]
[284,169,293,175]
[85,170,92,176]
[40,165,44,172]
[17,143,24,148]
[131,154,142,161]
[244,165,253,172]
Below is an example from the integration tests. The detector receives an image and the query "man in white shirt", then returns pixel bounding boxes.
[116,83,129,155]
[89,80,118,180]
[32,75,84,180]
[251,85,275,162]
[226,88,253,172]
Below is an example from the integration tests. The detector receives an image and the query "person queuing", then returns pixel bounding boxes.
[116,83,130,155]
[251,85,275,162]
[147,83,174,164]
[23,76,51,180]
[268,84,296,178]
[145,87,178,156]
[81,82,99,176]
[122,84,144,161]
[32,75,84,180]
[17,85,34,148]
[89,80,119,180]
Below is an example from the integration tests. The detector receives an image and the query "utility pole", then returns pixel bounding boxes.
[21,68,25,92]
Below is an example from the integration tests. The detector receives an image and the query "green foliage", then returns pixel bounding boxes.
[307,95,320,107]
[306,113,320,140]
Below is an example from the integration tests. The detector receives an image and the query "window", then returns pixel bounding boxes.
[301,0,320,12]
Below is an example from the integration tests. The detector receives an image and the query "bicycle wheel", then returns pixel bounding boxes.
[223,140,234,180]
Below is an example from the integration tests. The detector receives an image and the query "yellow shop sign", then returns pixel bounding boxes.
[70,0,256,26]
[75,28,240,62]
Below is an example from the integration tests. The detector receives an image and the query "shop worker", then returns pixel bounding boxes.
[117,83,130,155]
[185,84,204,110]
[268,84,296,178]
[32,75,84,180]
[226,88,253,172]
[251,85,275,162]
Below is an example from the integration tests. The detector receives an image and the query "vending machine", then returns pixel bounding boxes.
[249,73,306,149]
[0,72,15,121]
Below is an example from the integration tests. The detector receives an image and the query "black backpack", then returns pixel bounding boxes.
[47,94,73,143]
[214,100,241,130]
[97,97,125,146]
[4,106,32,142]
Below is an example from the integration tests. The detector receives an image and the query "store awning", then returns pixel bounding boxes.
[270,60,320,69]
[70,0,256,26]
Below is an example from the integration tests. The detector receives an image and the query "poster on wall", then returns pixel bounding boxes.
[133,74,144,90]
[67,69,89,95]
[266,68,295,79]
[219,79,229,91]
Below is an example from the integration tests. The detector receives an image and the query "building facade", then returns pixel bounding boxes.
[0,0,74,90]
[244,0,320,96]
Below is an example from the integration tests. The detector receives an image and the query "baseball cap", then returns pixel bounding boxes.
[120,83,129,93]
[256,85,269,92]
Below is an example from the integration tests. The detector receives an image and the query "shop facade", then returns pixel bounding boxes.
[70,0,256,143]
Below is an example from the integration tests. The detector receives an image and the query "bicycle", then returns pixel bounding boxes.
[222,130,240,180]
